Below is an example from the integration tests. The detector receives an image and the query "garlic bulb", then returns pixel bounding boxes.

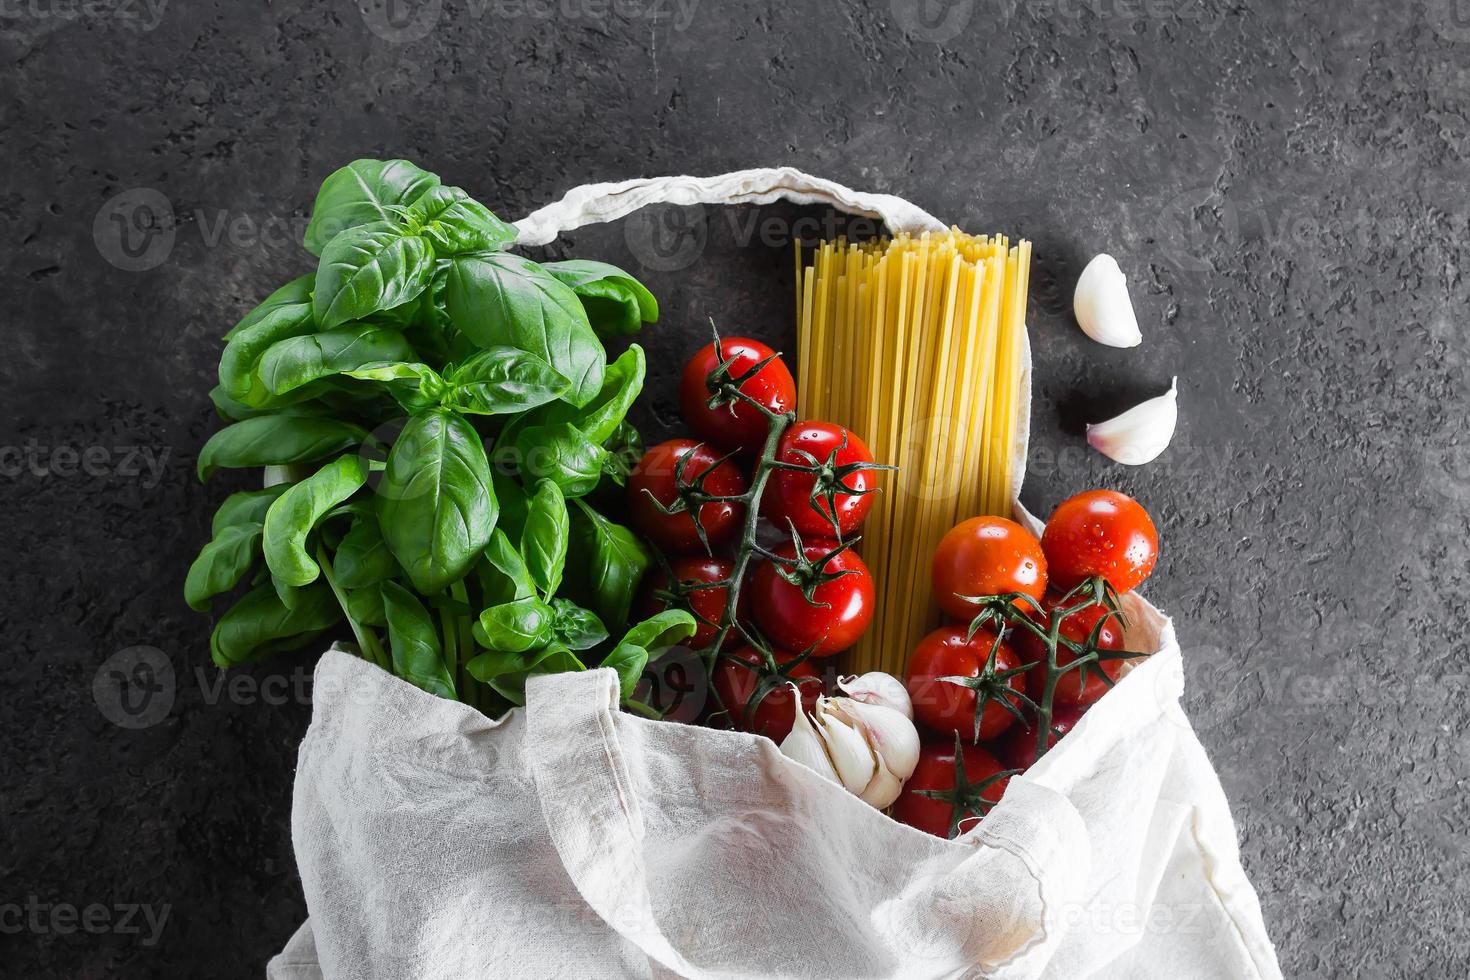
[779,690,920,810]
[1073,254,1142,348]
[836,671,913,719]
[1086,378,1179,465]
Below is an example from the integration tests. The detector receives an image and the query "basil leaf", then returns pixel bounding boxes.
[619,608,698,656]
[520,479,568,599]
[600,420,643,487]
[334,515,400,589]
[551,598,608,652]
[304,158,441,256]
[210,582,340,667]
[258,323,417,398]
[223,274,315,341]
[378,410,497,594]
[441,252,605,407]
[184,522,262,612]
[381,581,456,700]
[477,596,555,653]
[543,259,658,338]
[209,385,264,421]
[442,347,570,415]
[565,498,651,633]
[349,585,388,627]
[516,421,608,498]
[211,486,289,535]
[601,642,648,701]
[343,361,447,413]
[489,470,528,542]
[408,186,517,254]
[502,344,645,451]
[197,416,368,481]
[466,643,583,705]
[219,301,318,405]
[314,222,435,329]
[262,455,369,587]
[475,528,536,606]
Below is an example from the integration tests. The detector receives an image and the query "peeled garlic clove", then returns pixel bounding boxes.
[831,699,920,784]
[1087,378,1179,465]
[815,699,880,792]
[779,689,841,785]
[836,671,913,719]
[1073,254,1142,348]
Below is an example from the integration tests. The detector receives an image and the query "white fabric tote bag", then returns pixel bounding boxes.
[267,169,1282,980]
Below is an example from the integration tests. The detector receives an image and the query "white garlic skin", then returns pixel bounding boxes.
[836,671,913,719]
[1073,254,1143,348]
[780,691,842,785]
[778,692,921,810]
[1086,377,1179,466]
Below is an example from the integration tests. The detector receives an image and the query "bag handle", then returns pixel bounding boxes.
[524,669,703,977]
[511,166,1033,506]
[525,668,1092,978]
[512,166,948,246]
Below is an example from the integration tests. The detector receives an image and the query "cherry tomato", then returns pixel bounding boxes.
[931,516,1048,621]
[994,702,1086,771]
[892,740,1011,839]
[637,557,743,651]
[627,439,748,555]
[906,626,1027,741]
[1041,489,1159,593]
[713,646,822,743]
[749,542,874,657]
[763,421,878,538]
[679,337,797,455]
[1014,594,1127,709]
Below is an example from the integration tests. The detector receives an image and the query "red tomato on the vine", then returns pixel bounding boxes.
[906,626,1027,741]
[763,421,878,538]
[1014,594,1127,709]
[679,337,797,455]
[627,439,748,555]
[713,646,822,743]
[1041,490,1159,593]
[892,740,1011,839]
[637,557,743,652]
[749,542,874,657]
[931,516,1048,621]
[994,702,1086,772]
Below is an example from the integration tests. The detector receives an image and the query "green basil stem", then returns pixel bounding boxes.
[623,698,662,720]
[316,544,390,670]
[440,602,459,698]
[449,581,475,710]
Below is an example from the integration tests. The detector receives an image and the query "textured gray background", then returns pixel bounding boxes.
[3,1,1468,977]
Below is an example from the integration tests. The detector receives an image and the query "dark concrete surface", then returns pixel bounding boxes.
[3,1,1468,977]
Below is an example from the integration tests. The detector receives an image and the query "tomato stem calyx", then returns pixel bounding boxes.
[914,734,1024,838]
[959,575,1151,762]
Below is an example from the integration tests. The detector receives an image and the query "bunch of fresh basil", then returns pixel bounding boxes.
[187,158,693,713]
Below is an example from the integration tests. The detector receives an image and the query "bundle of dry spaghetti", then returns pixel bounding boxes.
[795,230,1031,676]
